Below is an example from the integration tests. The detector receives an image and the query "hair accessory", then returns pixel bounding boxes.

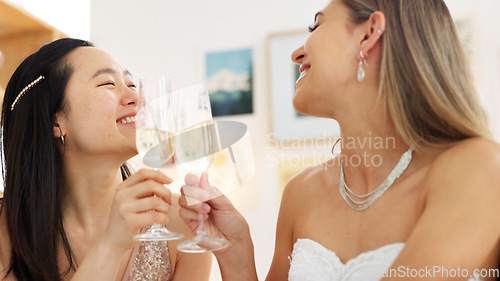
[11,75,45,111]
[357,51,368,82]
[339,147,413,211]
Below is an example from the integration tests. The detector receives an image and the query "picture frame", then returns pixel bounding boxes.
[203,45,254,117]
[267,31,340,142]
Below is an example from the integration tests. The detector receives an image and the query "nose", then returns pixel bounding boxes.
[121,84,138,106]
[291,45,306,64]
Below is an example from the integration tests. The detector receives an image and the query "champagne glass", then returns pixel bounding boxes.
[174,84,228,253]
[133,75,183,241]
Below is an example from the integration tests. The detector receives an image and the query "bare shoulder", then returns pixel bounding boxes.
[432,138,500,166]
[280,158,336,213]
[389,138,500,271]
[427,138,500,191]
[425,137,500,214]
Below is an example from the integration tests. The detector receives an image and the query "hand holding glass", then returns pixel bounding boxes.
[174,84,228,253]
[133,76,183,241]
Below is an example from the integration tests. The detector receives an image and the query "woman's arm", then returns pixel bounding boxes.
[383,139,500,280]
[178,173,258,281]
[264,171,305,281]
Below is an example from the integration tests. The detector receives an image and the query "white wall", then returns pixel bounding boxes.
[446,0,500,138]
[90,1,500,280]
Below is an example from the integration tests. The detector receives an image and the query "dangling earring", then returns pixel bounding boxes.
[58,126,65,145]
[357,50,368,82]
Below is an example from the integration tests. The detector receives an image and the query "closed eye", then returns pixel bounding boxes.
[309,11,323,33]
[98,82,115,87]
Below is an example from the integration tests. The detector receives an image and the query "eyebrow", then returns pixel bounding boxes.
[90,68,133,80]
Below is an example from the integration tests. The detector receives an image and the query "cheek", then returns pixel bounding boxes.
[69,102,114,134]
[306,32,355,82]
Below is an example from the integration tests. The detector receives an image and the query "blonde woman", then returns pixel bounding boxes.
[179,0,500,280]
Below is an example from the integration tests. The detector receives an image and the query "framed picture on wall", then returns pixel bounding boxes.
[204,47,254,117]
[267,31,340,142]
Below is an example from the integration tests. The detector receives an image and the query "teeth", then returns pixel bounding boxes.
[297,70,307,83]
[118,116,136,124]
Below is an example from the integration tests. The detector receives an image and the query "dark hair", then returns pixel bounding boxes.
[0,38,131,280]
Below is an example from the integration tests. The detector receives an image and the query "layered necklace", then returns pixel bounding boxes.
[339,147,414,211]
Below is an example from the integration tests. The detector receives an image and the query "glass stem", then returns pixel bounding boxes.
[196,213,206,236]
[151,168,161,225]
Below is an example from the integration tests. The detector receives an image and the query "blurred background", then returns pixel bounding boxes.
[1,0,500,280]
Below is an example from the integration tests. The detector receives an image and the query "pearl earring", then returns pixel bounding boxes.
[357,50,368,82]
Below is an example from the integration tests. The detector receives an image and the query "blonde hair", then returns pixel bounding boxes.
[341,0,491,151]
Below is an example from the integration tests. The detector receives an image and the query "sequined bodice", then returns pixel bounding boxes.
[127,240,172,281]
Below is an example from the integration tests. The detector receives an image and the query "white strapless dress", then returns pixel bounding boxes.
[289,238,481,281]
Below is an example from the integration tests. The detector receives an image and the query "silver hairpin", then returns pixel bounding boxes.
[10,75,45,111]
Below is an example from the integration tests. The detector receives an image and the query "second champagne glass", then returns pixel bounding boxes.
[133,75,183,241]
[174,84,228,253]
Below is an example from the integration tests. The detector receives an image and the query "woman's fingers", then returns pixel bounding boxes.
[179,205,209,222]
[184,172,201,186]
[128,180,172,204]
[178,204,208,233]
[180,183,210,205]
[179,190,211,213]
[123,168,173,187]
[126,196,171,214]
[131,209,170,226]
[103,169,178,253]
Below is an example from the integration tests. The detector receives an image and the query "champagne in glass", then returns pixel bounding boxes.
[176,120,218,174]
[133,75,183,241]
[174,84,228,253]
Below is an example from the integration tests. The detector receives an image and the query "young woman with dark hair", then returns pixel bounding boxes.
[0,38,211,280]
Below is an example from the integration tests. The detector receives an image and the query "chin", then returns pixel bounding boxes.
[292,95,310,115]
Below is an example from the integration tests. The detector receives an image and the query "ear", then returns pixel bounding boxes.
[358,11,386,56]
[54,112,65,139]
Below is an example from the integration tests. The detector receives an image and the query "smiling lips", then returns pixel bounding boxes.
[116,116,136,124]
